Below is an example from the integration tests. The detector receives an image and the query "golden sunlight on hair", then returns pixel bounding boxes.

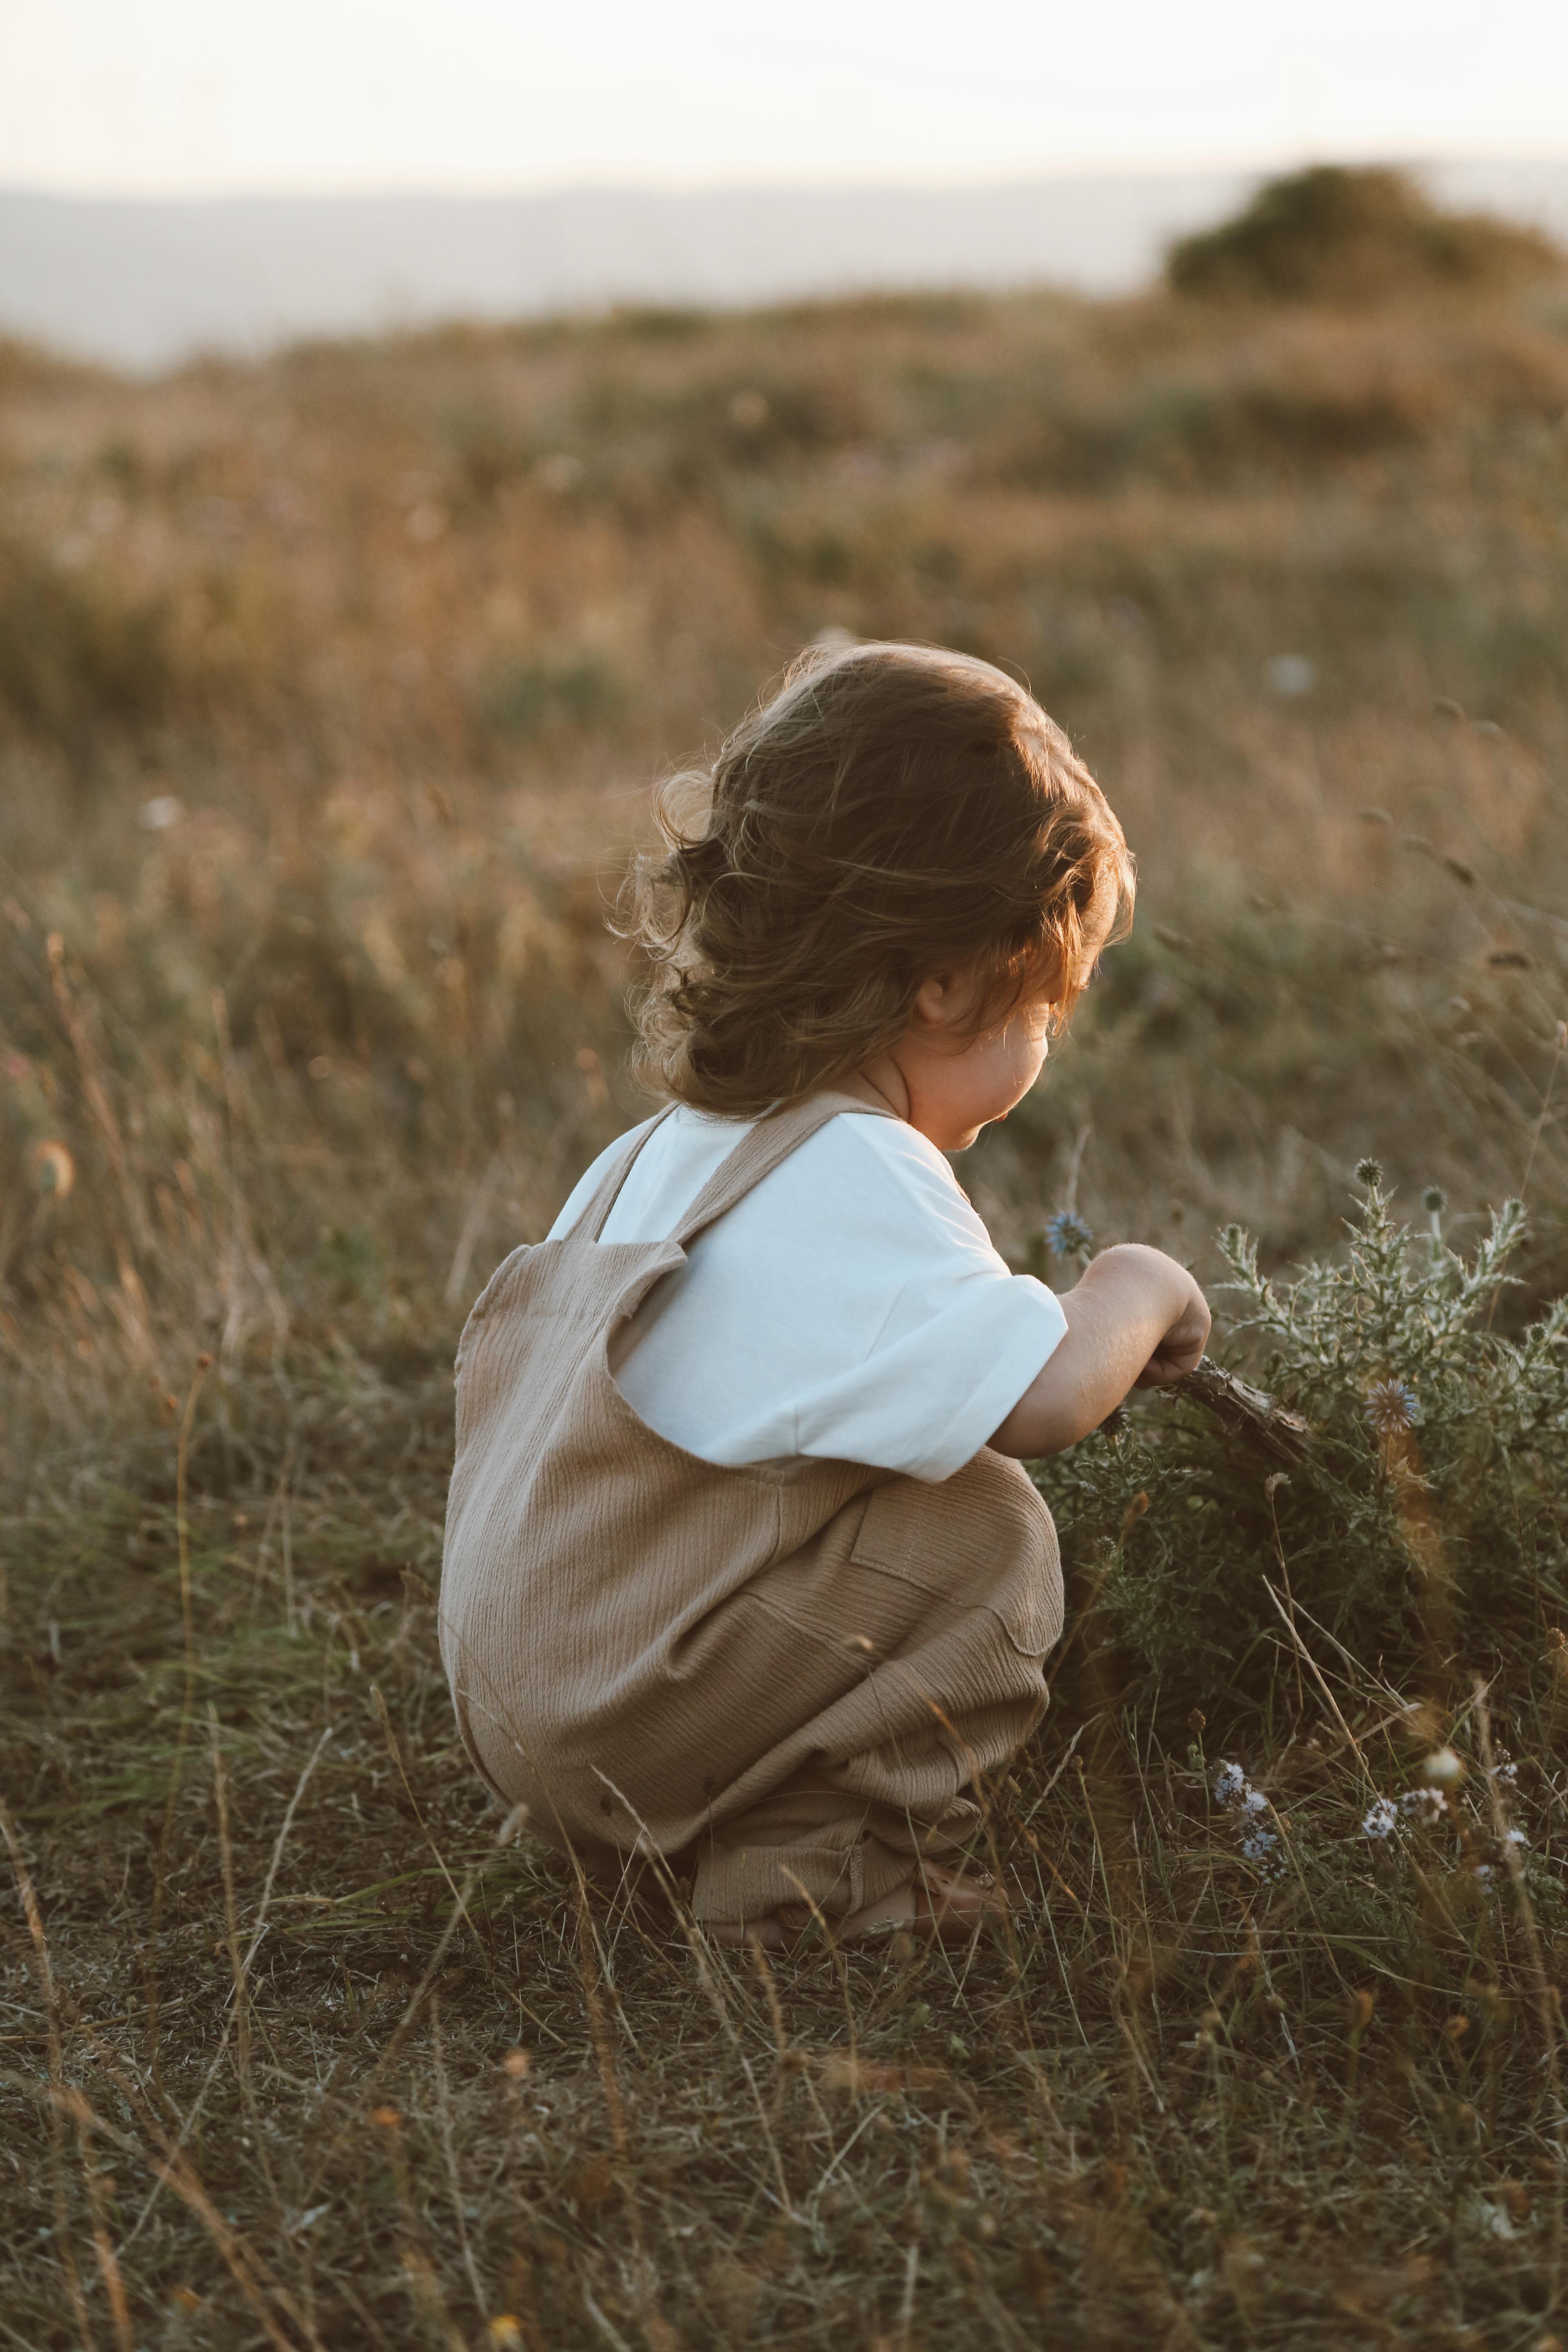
[623,640,1133,1118]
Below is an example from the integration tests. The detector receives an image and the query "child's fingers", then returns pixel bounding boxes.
[1134,1342,1205,1388]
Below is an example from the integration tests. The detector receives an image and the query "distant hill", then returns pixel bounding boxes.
[4,161,1568,372]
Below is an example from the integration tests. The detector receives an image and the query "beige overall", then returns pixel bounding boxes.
[440,1092,1064,1924]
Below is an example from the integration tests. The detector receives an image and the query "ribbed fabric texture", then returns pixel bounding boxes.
[439,1091,1064,1923]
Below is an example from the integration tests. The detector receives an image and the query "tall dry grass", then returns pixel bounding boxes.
[5,238,1568,2345]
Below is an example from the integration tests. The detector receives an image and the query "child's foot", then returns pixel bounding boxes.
[703,1862,1009,1950]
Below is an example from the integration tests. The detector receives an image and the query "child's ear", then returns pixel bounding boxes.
[911,973,953,1029]
[911,968,980,1032]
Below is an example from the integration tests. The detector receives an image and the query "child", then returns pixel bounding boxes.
[441,642,1209,1947]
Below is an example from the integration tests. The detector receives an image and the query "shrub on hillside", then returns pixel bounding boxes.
[1167,165,1562,304]
[0,535,172,753]
[1035,1167,1568,1713]
[477,652,624,738]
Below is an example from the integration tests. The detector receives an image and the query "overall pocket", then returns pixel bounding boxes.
[848,1454,1063,1658]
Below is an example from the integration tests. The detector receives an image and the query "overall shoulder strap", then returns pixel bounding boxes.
[566,1107,679,1242]
[669,1090,896,1252]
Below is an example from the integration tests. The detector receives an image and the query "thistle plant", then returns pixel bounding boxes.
[1033,1164,1568,1711]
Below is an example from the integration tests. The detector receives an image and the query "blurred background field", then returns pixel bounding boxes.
[7,171,1568,2348]
[7,167,1568,1414]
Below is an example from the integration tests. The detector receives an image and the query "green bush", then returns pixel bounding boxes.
[477,652,623,737]
[0,534,171,752]
[1034,1167,1568,1715]
[1167,164,1561,303]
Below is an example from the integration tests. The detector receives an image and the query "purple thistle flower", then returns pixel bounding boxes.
[1365,1379,1419,1437]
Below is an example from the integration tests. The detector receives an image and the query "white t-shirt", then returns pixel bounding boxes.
[547,1106,1066,1483]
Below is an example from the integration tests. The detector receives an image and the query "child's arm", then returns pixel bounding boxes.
[989,1245,1211,1458]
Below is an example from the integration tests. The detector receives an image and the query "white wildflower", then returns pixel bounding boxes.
[1241,1786,1270,1816]
[1264,653,1316,698]
[1399,1788,1447,1825]
[1241,1827,1287,1881]
[1362,1799,1399,1840]
[1473,1862,1496,1887]
[1213,1763,1248,1807]
[1492,1762,1519,1787]
[1505,1828,1528,1849]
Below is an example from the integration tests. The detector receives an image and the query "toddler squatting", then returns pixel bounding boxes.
[440,642,1210,1948]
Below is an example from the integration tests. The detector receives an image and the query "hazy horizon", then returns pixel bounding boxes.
[6,157,1568,374]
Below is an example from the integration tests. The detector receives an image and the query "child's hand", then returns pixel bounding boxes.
[990,1244,1211,1457]
[1132,1270,1210,1389]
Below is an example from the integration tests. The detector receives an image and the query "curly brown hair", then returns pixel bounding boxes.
[623,640,1134,1118]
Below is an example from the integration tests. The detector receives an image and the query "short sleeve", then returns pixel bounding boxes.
[611,1109,1068,1481]
[780,1118,1067,1479]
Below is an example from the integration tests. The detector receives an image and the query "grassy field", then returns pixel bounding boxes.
[7,176,1568,2345]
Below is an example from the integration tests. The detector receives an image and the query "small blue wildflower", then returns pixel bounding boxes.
[1044,1210,1094,1259]
[1241,1828,1287,1880]
[1213,1762,1247,1807]
[1365,1379,1419,1437]
[1362,1798,1398,1840]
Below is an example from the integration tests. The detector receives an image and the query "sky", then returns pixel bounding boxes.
[4,0,1568,196]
